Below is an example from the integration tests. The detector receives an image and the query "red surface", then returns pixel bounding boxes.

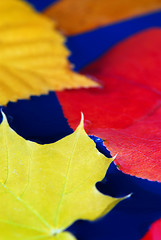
[142,219,161,240]
[57,28,161,182]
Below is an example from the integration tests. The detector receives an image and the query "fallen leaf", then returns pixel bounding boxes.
[0,112,124,239]
[57,29,161,182]
[0,0,97,106]
[142,219,161,240]
[44,0,161,35]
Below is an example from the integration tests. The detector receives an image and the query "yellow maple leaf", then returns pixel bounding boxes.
[0,112,128,239]
[0,0,98,106]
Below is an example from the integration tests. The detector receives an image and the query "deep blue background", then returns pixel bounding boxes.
[3,1,161,239]
[25,0,58,11]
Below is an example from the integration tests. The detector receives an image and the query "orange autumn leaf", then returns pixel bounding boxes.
[44,0,161,35]
[0,0,97,106]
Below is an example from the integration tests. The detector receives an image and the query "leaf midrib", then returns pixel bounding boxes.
[54,127,81,227]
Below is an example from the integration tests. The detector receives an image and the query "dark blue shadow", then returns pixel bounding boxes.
[3,92,73,144]
[68,138,161,240]
[25,0,59,11]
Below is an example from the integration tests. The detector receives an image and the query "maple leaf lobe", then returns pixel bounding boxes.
[0,112,125,239]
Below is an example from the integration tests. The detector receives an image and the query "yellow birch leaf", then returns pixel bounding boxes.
[0,112,127,240]
[0,0,98,106]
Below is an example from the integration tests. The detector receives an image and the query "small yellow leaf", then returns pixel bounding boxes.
[0,112,126,239]
[0,0,98,106]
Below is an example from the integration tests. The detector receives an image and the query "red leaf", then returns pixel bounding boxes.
[142,219,161,240]
[57,28,161,182]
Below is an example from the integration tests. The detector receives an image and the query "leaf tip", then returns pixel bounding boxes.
[121,192,133,202]
[126,193,133,198]
[1,110,8,124]
[112,153,118,160]
[109,153,118,164]
[76,112,85,131]
[80,112,84,125]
